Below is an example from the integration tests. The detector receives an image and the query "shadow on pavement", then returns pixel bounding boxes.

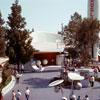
[92,86,100,89]
[39,69,60,73]
[22,68,60,74]
[22,78,50,88]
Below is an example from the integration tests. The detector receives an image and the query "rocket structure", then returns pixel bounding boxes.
[88,0,100,61]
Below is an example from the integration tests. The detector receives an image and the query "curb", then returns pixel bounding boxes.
[2,75,16,96]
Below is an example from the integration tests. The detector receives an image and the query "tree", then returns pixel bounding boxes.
[76,18,100,58]
[6,0,34,72]
[62,12,100,66]
[0,11,6,57]
[64,12,82,46]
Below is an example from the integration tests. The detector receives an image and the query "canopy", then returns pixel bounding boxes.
[68,72,84,80]
[49,79,64,87]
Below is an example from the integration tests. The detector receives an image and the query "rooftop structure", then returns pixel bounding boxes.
[30,31,65,65]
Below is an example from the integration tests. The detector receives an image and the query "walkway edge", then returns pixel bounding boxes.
[2,75,16,96]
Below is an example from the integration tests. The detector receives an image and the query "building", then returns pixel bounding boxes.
[88,0,100,61]
[31,31,65,66]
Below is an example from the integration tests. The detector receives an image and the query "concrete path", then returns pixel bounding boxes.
[4,66,100,100]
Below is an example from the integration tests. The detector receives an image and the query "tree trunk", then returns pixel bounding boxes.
[17,62,20,73]
[91,44,94,58]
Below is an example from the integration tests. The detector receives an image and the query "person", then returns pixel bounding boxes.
[94,67,98,77]
[21,65,24,73]
[60,67,67,79]
[0,89,3,100]
[89,75,95,87]
[25,86,30,100]
[84,95,89,100]
[77,96,81,100]
[16,72,20,84]
[16,90,22,100]
[69,92,76,100]
[12,90,16,100]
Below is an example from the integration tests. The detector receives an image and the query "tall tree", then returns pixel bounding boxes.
[6,0,34,72]
[63,12,100,66]
[0,11,6,57]
[64,12,82,46]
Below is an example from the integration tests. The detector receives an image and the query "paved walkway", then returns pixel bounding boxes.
[4,66,100,100]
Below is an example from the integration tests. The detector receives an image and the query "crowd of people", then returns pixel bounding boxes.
[62,94,89,100]
[12,86,30,100]
[68,94,89,100]
[76,95,89,100]
[2,62,99,100]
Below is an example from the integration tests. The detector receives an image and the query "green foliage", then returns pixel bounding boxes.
[61,80,71,87]
[6,0,34,72]
[2,68,8,85]
[95,77,100,83]
[62,12,100,66]
[1,68,11,88]
[0,62,11,89]
[0,11,6,57]
[67,47,78,59]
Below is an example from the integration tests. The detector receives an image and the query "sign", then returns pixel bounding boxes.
[89,0,94,19]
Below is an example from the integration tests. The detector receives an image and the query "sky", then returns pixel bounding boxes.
[0,0,87,33]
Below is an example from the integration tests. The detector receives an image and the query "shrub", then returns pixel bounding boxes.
[95,77,100,83]
[0,68,11,89]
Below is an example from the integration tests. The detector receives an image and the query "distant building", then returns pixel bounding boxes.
[31,31,65,66]
[88,0,100,61]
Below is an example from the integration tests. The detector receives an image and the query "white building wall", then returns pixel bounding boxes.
[88,0,100,61]
[30,31,64,52]
[56,54,64,65]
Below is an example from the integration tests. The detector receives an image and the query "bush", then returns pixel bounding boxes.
[95,77,100,83]
[0,68,11,89]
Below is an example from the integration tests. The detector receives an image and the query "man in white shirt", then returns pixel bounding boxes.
[16,90,22,100]
[25,86,30,100]
[21,64,24,73]
[16,72,20,84]
[90,75,95,87]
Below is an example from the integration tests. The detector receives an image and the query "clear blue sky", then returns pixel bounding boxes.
[0,0,87,33]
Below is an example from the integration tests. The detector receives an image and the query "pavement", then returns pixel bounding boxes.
[3,66,100,100]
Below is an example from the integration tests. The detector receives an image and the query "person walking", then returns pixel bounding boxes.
[89,75,95,87]
[94,67,98,77]
[21,65,24,73]
[25,86,30,100]
[77,96,81,100]
[12,90,16,100]
[84,95,89,100]
[16,90,22,100]
[69,92,76,100]
[16,72,20,84]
